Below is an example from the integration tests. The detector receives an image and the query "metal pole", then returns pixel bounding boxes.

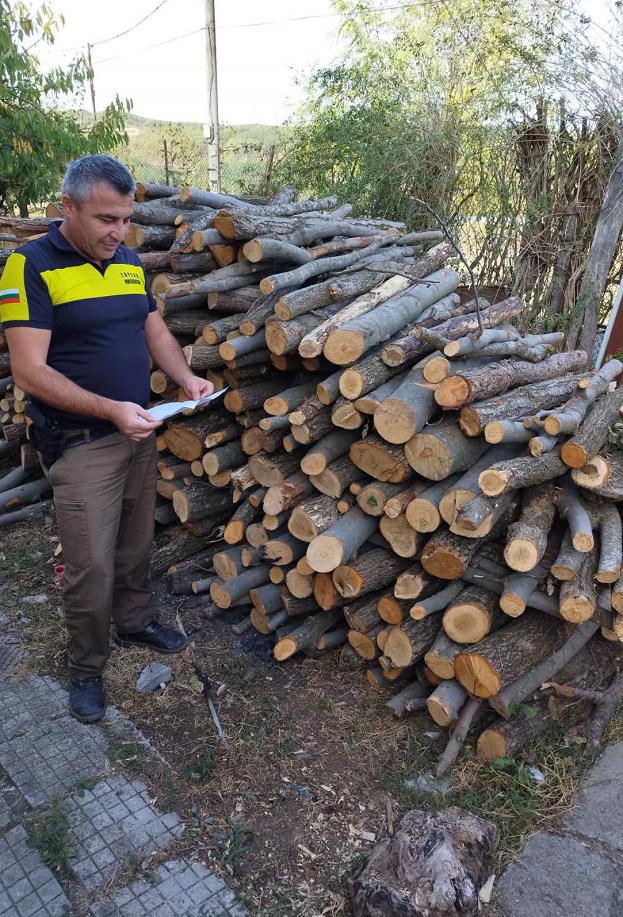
[87,43,97,119]
[204,0,221,191]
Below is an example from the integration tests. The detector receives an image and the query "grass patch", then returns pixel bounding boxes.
[107,736,151,776]
[27,800,74,878]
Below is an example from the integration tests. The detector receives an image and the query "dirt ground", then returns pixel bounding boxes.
[1,513,620,916]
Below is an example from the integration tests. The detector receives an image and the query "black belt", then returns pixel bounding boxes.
[62,428,115,449]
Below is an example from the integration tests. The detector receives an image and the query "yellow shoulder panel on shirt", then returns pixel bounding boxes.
[0,253,30,322]
[41,262,147,306]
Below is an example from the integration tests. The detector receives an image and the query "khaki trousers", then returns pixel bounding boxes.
[46,431,157,678]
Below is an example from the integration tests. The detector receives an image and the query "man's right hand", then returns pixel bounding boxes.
[108,402,161,441]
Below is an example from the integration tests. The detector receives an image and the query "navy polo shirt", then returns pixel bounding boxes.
[0,222,156,431]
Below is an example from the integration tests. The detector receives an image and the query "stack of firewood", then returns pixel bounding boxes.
[0,222,52,523]
[3,184,623,773]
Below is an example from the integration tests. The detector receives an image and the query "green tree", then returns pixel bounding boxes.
[0,0,130,214]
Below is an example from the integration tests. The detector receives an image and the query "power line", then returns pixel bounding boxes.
[91,0,172,47]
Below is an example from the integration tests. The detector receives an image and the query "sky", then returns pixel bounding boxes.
[36,0,615,127]
[36,0,342,125]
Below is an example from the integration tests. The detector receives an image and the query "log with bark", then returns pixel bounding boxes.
[435,350,588,411]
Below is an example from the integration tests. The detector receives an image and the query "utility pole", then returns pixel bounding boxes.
[204,0,221,191]
[86,43,97,119]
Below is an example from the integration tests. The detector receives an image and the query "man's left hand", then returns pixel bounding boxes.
[183,375,215,400]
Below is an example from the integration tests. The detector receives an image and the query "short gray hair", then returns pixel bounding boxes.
[62,155,136,205]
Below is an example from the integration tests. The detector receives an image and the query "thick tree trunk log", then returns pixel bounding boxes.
[343,593,385,633]
[373,361,438,444]
[300,430,358,476]
[172,483,233,523]
[382,297,524,368]
[164,413,226,461]
[0,477,50,513]
[383,611,444,667]
[310,454,366,498]
[424,629,465,680]
[442,585,506,644]
[349,435,413,483]
[542,360,623,436]
[333,548,410,599]
[404,474,461,533]
[379,512,420,557]
[459,373,589,437]
[210,565,271,608]
[331,398,364,430]
[357,481,405,517]
[427,680,469,727]
[405,418,489,482]
[484,419,533,445]
[435,350,589,411]
[261,532,306,565]
[290,411,333,445]
[551,530,584,581]
[223,498,259,544]
[478,450,566,497]
[489,619,601,718]
[559,549,597,621]
[263,472,314,515]
[201,314,244,344]
[349,807,496,917]
[454,611,566,698]
[288,493,342,542]
[323,269,461,365]
[248,451,300,487]
[297,275,412,359]
[393,562,432,601]
[264,380,318,416]
[340,352,407,402]
[306,506,379,572]
[503,483,556,571]
[182,343,223,373]
[572,452,623,500]
[125,224,176,250]
[421,525,504,580]
[201,441,245,476]
[266,304,344,355]
[438,444,519,527]
[274,609,343,661]
[219,329,266,363]
[561,389,623,468]
[151,525,221,578]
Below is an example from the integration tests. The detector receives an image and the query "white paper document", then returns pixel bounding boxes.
[146,388,227,422]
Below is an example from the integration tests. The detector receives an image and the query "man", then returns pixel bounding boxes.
[0,155,213,723]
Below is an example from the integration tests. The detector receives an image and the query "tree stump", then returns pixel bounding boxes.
[349,807,496,917]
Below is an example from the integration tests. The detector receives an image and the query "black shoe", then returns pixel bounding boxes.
[69,676,106,723]
[115,620,188,655]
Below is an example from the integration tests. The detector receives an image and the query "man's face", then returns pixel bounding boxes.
[61,182,134,263]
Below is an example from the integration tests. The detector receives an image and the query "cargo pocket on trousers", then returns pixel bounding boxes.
[54,499,91,568]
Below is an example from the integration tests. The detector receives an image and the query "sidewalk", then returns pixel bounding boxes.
[0,610,247,917]
[488,739,623,917]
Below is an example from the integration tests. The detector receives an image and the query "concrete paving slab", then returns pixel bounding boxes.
[88,858,247,917]
[561,741,623,852]
[0,676,108,807]
[0,824,70,916]
[493,831,623,917]
[65,776,184,890]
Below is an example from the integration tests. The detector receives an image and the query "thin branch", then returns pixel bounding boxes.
[411,197,483,333]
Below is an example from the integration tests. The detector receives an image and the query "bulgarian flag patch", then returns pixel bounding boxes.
[0,289,20,306]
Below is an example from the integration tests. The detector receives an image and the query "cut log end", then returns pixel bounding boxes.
[323,330,365,366]
[559,596,595,622]
[435,376,470,410]
[306,535,344,573]
[454,654,501,698]
[478,468,510,497]
[560,442,591,469]
[503,540,539,573]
